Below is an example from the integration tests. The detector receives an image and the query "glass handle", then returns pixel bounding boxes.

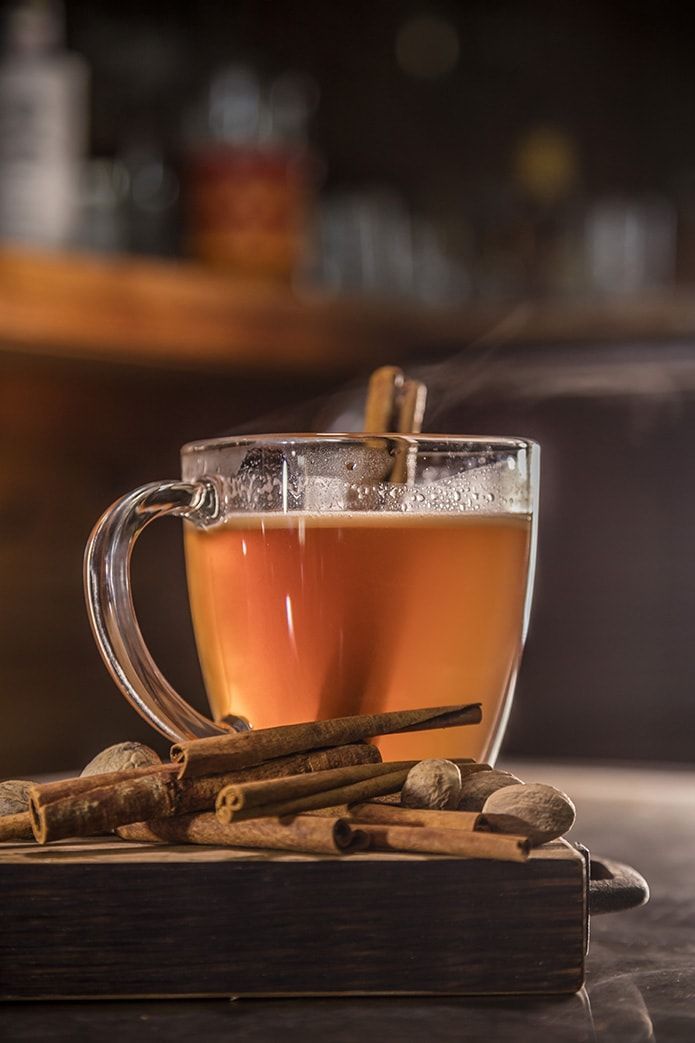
[84,478,237,743]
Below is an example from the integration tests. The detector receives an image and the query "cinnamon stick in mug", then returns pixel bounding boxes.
[216,763,416,823]
[173,704,482,779]
[118,812,368,856]
[390,378,428,483]
[30,743,380,844]
[363,365,404,432]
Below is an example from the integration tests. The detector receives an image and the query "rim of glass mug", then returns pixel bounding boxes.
[181,432,535,453]
[180,434,538,519]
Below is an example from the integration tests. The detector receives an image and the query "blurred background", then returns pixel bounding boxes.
[2,0,695,773]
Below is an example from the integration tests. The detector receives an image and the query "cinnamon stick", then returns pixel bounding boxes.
[315,802,482,831]
[217,763,416,822]
[357,823,530,861]
[397,378,428,435]
[390,378,428,483]
[31,762,173,805]
[173,703,482,779]
[30,769,174,844]
[0,811,33,842]
[118,813,368,856]
[363,365,404,432]
[30,743,380,844]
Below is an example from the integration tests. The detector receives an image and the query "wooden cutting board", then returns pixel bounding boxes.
[0,837,588,999]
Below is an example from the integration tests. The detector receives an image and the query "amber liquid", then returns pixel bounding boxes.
[184,513,533,762]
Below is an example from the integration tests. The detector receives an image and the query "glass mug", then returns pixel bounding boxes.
[85,434,539,763]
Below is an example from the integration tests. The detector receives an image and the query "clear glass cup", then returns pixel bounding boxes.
[85,434,539,763]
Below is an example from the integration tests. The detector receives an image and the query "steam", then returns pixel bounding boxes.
[229,323,694,436]
[327,340,692,433]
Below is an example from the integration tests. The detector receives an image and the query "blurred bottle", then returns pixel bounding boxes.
[73,158,128,254]
[582,195,675,296]
[0,0,88,248]
[474,126,583,301]
[513,126,584,298]
[313,189,413,297]
[120,138,181,256]
[184,65,317,284]
[311,188,470,305]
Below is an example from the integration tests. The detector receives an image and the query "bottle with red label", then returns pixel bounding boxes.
[185,65,318,285]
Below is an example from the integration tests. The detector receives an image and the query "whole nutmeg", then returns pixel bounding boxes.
[0,779,33,816]
[81,741,161,777]
[482,782,576,846]
[401,759,462,810]
[457,770,522,811]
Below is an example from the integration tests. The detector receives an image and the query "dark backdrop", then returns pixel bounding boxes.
[59,1,695,214]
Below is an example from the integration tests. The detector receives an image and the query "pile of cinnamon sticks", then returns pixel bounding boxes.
[3,704,530,861]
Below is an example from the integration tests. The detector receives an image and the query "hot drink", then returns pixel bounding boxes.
[185,511,533,761]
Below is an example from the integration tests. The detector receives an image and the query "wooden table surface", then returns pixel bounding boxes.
[3,760,694,1041]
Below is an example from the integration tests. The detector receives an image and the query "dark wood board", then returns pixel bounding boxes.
[0,838,586,999]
